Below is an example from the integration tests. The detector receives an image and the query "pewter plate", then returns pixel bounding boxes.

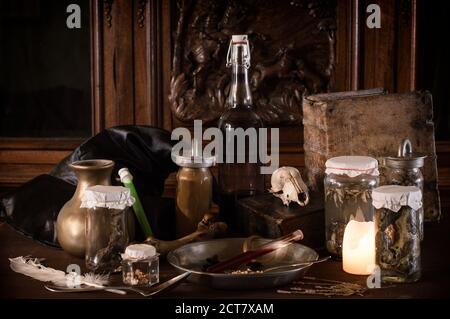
[167,238,318,290]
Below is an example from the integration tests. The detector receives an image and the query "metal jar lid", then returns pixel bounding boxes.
[172,139,215,168]
[173,154,215,168]
[385,139,427,169]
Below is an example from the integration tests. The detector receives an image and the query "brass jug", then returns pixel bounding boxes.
[56,160,114,257]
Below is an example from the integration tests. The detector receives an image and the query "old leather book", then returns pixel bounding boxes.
[303,88,441,221]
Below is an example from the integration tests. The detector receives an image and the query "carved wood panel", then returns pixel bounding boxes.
[169,0,337,125]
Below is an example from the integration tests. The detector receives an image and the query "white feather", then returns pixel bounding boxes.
[9,256,110,287]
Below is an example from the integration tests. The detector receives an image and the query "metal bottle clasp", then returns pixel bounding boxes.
[226,35,250,69]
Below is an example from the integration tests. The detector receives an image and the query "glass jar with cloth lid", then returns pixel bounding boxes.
[81,185,135,272]
[121,244,159,286]
[324,156,380,258]
[372,185,422,283]
[385,139,426,240]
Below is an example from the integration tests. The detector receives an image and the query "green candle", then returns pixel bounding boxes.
[118,168,153,237]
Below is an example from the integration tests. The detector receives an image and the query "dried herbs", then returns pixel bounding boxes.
[122,258,159,286]
[375,206,421,283]
[277,276,367,297]
[386,167,425,240]
[326,187,371,206]
[202,255,263,274]
[325,220,346,255]
[85,208,129,273]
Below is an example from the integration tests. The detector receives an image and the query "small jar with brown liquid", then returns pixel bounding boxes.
[173,140,214,238]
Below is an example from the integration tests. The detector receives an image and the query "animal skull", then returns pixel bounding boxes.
[270,166,310,206]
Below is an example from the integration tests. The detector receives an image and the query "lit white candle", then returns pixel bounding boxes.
[342,220,375,275]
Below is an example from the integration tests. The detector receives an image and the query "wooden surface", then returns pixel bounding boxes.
[1,208,449,299]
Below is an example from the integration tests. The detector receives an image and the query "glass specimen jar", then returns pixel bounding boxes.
[385,139,426,240]
[372,185,422,283]
[172,139,214,238]
[122,244,159,286]
[82,185,135,273]
[324,156,379,258]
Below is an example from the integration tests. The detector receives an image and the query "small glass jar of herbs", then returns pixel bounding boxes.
[121,244,159,287]
[82,185,135,273]
[324,156,379,258]
[372,185,422,283]
[385,139,426,240]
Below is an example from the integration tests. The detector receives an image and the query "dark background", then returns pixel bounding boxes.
[417,0,450,140]
[0,0,91,137]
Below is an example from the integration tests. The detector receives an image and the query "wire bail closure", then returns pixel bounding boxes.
[226,35,250,69]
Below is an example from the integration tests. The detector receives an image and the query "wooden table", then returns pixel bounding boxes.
[1,213,450,299]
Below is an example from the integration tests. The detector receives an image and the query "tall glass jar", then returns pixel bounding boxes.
[385,139,426,240]
[82,185,135,273]
[324,156,379,258]
[372,185,422,283]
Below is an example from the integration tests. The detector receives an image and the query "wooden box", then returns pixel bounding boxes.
[302,89,441,221]
[237,193,324,249]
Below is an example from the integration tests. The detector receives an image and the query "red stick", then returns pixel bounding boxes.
[206,230,303,273]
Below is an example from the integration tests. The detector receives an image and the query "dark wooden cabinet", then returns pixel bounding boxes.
[0,0,449,205]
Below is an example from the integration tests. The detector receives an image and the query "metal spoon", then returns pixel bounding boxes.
[45,285,129,295]
[262,256,331,273]
[44,271,191,297]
